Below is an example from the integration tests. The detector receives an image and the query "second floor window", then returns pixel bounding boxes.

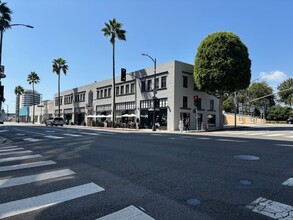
[131,83,135,93]
[210,100,215,111]
[126,84,129,94]
[141,81,146,92]
[161,76,167,88]
[183,76,188,88]
[147,80,152,91]
[183,96,188,109]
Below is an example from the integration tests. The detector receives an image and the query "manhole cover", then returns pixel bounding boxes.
[233,155,260,161]
[240,180,252,185]
[187,198,200,206]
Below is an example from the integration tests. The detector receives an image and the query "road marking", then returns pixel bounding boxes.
[276,144,293,147]
[196,137,211,140]
[0,161,56,172]
[0,130,8,133]
[16,133,25,136]
[0,155,42,163]
[282,178,293,186]
[0,150,32,156]
[0,148,24,152]
[0,182,105,219]
[79,132,100,136]
[23,138,42,142]
[245,132,266,136]
[264,133,283,137]
[0,146,19,149]
[44,135,64,139]
[216,139,246,143]
[247,197,293,219]
[97,205,155,220]
[63,134,82,137]
[0,169,76,189]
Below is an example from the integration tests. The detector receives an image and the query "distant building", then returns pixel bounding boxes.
[16,89,41,114]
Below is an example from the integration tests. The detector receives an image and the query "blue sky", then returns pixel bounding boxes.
[3,0,293,113]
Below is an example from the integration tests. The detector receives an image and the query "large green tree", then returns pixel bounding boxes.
[194,32,251,128]
[27,72,40,124]
[14,85,24,123]
[102,18,126,127]
[278,78,293,107]
[52,58,68,117]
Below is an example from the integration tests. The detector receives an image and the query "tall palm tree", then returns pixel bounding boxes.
[14,85,24,123]
[27,71,40,124]
[102,18,126,127]
[52,58,68,117]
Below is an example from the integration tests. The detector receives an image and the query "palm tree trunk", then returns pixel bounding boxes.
[17,95,20,123]
[58,73,60,117]
[112,42,115,127]
[32,84,35,124]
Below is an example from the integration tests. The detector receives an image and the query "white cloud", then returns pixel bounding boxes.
[258,70,288,83]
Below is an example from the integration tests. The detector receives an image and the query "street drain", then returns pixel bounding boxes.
[240,180,252,185]
[233,155,260,161]
[187,198,200,206]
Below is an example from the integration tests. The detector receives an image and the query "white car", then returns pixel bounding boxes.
[45,117,64,126]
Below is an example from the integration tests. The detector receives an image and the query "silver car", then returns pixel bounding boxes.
[45,117,64,126]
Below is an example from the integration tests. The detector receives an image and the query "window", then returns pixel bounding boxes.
[100,90,103,98]
[183,96,188,109]
[55,97,63,106]
[209,100,214,111]
[155,78,159,89]
[120,85,124,95]
[141,81,146,92]
[104,89,107,97]
[197,98,202,110]
[116,86,119,95]
[64,95,73,104]
[108,88,111,97]
[147,80,152,91]
[161,76,167,88]
[131,83,135,93]
[97,91,99,99]
[126,84,129,94]
[183,76,188,88]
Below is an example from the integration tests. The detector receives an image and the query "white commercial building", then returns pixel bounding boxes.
[31,60,220,131]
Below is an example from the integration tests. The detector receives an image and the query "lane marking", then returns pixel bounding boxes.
[276,144,293,147]
[245,132,266,136]
[43,135,64,139]
[0,161,56,172]
[0,146,19,149]
[23,138,42,142]
[63,134,82,137]
[196,137,211,140]
[264,133,283,137]
[79,132,100,136]
[16,133,25,136]
[0,130,8,133]
[282,178,293,186]
[0,169,76,189]
[0,182,105,219]
[0,148,24,152]
[216,139,246,143]
[0,155,42,163]
[247,197,293,219]
[97,205,155,220]
[0,150,32,156]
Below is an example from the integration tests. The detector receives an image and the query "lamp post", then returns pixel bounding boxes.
[0,23,33,113]
[141,53,157,131]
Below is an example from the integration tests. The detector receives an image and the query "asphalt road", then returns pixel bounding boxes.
[0,124,292,219]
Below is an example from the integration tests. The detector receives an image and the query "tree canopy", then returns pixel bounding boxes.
[277,78,293,107]
[194,32,251,96]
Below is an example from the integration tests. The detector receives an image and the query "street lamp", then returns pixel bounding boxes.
[0,23,33,113]
[141,53,157,131]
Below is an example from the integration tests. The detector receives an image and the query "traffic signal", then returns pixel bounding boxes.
[154,98,160,108]
[121,68,126,81]
[193,95,198,107]
[0,85,4,102]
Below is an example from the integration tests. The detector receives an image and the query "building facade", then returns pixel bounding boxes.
[30,60,220,131]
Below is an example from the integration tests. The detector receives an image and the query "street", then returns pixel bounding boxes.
[0,124,292,219]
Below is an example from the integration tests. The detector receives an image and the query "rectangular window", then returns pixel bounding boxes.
[183,76,188,88]
[183,96,188,109]
[161,76,167,88]
[126,84,129,94]
[210,100,215,111]
[141,81,146,92]
[104,89,107,97]
[120,85,124,95]
[155,78,159,89]
[97,91,99,99]
[108,88,111,97]
[147,80,152,91]
[116,86,119,95]
[131,83,135,93]
[100,90,103,98]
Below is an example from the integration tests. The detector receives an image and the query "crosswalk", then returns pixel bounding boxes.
[0,143,155,219]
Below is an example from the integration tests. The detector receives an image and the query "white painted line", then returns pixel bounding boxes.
[79,132,100,136]
[245,133,266,136]
[23,138,42,142]
[0,150,32,156]
[63,134,82,137]
[264,133,283,137]
[44,135,64,139]
[276,144,293,148]
[282,178,293,186]
[97,205,154,220]
[0,130,8,133]
[0,146,19,149]
[0,148,24,152]
[216,139,246,143]
[16,133,25,136]
[0,160,56,172]
[0,182,105,219]
[247,197,293,219]
[196,137,211,140]
[0,169,76,189]
[0,154,42,163]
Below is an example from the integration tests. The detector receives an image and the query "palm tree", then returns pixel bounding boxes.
[14,85,24,123]
[52,58,68,117]
[102,18,126,127]
[27,72,40,124]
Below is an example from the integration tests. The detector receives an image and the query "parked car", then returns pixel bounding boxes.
[45,117,64,126]
[0,117,4,124]
[286,117,293,124]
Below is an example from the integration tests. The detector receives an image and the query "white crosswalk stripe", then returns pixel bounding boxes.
[0,169,76,189]
[79,132,101,136]
[0,148,24,152]
[0,154,42,163]
[23,138,42,142]
[63,134,82,137]
[97,205,155,220]
[247,197,293,219]
[43,135,64,139]
[0,160,56,172]
[0,182,105,219]
[0,150,32,156]
[282,178,293,186]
